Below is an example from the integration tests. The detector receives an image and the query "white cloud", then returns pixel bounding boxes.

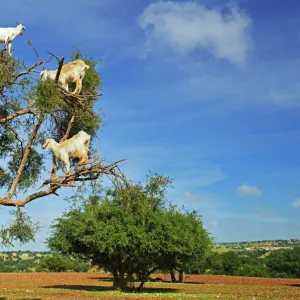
[207,220,219,228]
[291,198,300,208]
[184,191,198,201]
[252,205,277,218]
[268,89,300,108]
[237,184,262,197]
[184,191,213,202]
[139,1,252,66]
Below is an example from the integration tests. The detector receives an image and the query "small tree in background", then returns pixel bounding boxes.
[47,174,211,291]
[266,247,300,278]
[35,254,90,272]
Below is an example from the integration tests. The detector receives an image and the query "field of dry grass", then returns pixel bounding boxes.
[0,272,300,299]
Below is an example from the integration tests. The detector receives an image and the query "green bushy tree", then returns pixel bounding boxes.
[35,254,90,272]
[47,174,211,291]
[266,247,300,278]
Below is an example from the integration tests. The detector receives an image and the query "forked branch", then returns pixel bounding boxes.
[0,159,128,207]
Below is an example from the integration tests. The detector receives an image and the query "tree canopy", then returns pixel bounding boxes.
[47,174,211,290]
[0,44,127,246]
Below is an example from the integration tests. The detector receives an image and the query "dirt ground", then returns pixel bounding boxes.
[0,272,299,299]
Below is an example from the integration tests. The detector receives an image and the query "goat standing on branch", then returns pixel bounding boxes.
[0,23,26,56]
[42,131,91,175]
[40,59,90,95]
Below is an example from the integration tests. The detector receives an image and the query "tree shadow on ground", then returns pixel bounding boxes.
[88,276,204,285]
[1,298,42,300]
[42,285,111,292]
[42,285,178,294]
[289,284,300,287]
[148,278,205,285]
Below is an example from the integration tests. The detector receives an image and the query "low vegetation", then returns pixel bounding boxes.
[0,251,90,273]
[1,242,299,280]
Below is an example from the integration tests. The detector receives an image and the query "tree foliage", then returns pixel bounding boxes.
[266,247,300,278]
[0,43,126,246]
[47,174,211,290]
[35,254,90,272]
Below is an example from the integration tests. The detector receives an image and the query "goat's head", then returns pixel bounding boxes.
[42,139,55,151]
[16,22,26,35]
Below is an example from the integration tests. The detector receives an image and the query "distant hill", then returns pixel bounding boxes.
[213,238,300,253]
[1,238,299,257]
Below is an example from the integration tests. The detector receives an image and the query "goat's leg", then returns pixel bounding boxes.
[60,80,69,92]
[62,156,70,175]
[79,153,89,168]
[7,43,12,57]
[73,79,82,95]
[79,153,87,165]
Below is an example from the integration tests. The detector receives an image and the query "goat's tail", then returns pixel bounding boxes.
[40,70,46,78]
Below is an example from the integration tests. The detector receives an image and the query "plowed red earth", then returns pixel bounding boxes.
[0,272,299,299]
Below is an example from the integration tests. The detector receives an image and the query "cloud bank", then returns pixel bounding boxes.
[139,1,252,66]
[237,184,262,197]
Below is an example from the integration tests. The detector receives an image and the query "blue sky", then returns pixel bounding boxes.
[1,0,300,250]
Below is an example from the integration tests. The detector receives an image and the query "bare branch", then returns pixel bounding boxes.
[27,41,43,63]
[55,57,65,82]
[47,52,61,61]
[61,115,75,142]
[15,60,44,79]
[7,113,44,199]
[0,146,14,152]
[0,101,36,124]
[0,159,128,207]
[7,125,23,144]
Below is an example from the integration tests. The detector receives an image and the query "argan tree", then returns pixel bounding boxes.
[0,45,127,246]
[47,174,211,291]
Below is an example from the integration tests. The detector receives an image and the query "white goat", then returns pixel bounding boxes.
[42,131,91,175]
[0,23,26,56]
[40,59,90,95]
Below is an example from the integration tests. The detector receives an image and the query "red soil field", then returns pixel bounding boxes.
[0,272,299,299]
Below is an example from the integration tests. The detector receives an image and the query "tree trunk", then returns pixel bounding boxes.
[137,270,149,291]
[137,266,160,291]
[170,268,177,283]
[119,266,126,290]
[112,267,120,290]
[178,269,184,283]
[138,277,146,291]
[112,264,128,291]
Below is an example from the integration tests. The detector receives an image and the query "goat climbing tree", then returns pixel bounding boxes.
[0,45,127,245]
